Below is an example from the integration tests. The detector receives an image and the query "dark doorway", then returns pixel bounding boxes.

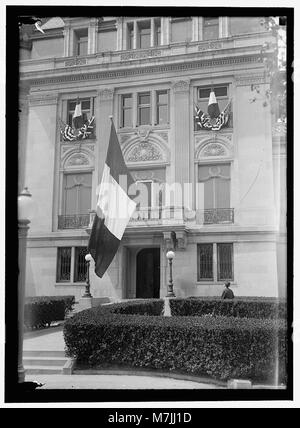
[136,248,160,298]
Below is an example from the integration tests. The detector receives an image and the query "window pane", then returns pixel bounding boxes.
[198,86,227,99]
[217,243,233,280]
[122,95,132,108]
[139,94,150,105]
[197,244,213,280]
[74,247,88,282]
[157,105,168,124]
[123,109,132,127]
[78,39,88,56]
[215,179,230,208]
[139,107,150,125]
[157,91,168,104]
[56,247,71,282]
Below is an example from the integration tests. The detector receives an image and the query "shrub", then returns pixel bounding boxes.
[63,306,287,383]
[24,295,75,329]
[169,297,286,319]
[108,299,164,316]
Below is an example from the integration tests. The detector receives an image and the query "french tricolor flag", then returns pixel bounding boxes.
[207,91,221,119]
[88,119,136,278]
[73,98,84,129]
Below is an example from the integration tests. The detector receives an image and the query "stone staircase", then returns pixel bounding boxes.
[23,350,72,375]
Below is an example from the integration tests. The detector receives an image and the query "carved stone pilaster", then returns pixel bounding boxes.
[163,231,175,251]
[98,88,114,101]
[172,79,190,93]
[176,231,187,250]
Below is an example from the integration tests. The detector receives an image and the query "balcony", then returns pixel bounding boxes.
[59,208,234,230]
[196,208,234,225]
[58,214,90,229]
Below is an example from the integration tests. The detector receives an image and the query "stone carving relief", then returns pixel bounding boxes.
[131,171,155,181]
[127,142,162,162]
[65,58,87,67]
[66,154,89,166]
[202,143,226,157]
[172,79,190,93]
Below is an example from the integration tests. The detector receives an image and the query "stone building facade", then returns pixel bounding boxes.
[19,16,287,301]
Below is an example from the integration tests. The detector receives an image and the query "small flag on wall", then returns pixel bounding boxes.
[73,98,84,129]
[88,119,136,278]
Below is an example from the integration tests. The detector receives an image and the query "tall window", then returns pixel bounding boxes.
[198,164,231,209]
[56,247,88,283]
[203,17,219,40]
[197,243,234,282]
[137,21,151,49]
[56,247,72,282]
[138,92,151,125]
[154,19,161,46]
[120,94,132,127]
[217,243,233,281]
[127,23,134,49]
[63,173,92,216]
[156,90,169,125]
[74,28,88,56]
[197,244,213,281]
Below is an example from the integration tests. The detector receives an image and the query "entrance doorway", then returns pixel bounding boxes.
[136,248,160,298]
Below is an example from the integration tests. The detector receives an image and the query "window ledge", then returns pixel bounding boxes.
[55,282,86,286]
[196,282,236,286]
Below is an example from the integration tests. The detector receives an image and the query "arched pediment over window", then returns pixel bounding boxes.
[195,135,233,161]
[61,148,94,170]
[122,134,170,165]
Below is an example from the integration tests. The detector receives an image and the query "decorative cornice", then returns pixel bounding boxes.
[172,79,190,93]
[98,88,114,100]
[28,93,59,106]
[26,55,262,87]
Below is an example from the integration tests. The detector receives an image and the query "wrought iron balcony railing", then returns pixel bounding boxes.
[58,214,90,229]
[197,208,234,225]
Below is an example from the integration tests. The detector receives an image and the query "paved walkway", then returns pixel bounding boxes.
[23,325,224,390]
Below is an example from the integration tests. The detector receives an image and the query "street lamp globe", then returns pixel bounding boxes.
[85,253,92,262]
[166,250,175,260]
[18,187,34,221]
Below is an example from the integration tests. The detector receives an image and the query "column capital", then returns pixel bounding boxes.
[172,79,190,93]
[97,88,114,100]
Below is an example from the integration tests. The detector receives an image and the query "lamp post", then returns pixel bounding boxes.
[166,250,176,297]
[18,187,34,383]
[83,253,93,298]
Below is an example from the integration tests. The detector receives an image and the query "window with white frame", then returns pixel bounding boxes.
[126,18,162,50]
[119,89,169,128]
[56,246,88,283]
[197,243,233,281]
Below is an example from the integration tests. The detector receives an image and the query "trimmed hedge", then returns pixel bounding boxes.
[107,299,164,316]
[24,295,75,329]
[63,304,287,383]
[169,297,286,319]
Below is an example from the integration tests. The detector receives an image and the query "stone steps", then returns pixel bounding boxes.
[23,350,73,375]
